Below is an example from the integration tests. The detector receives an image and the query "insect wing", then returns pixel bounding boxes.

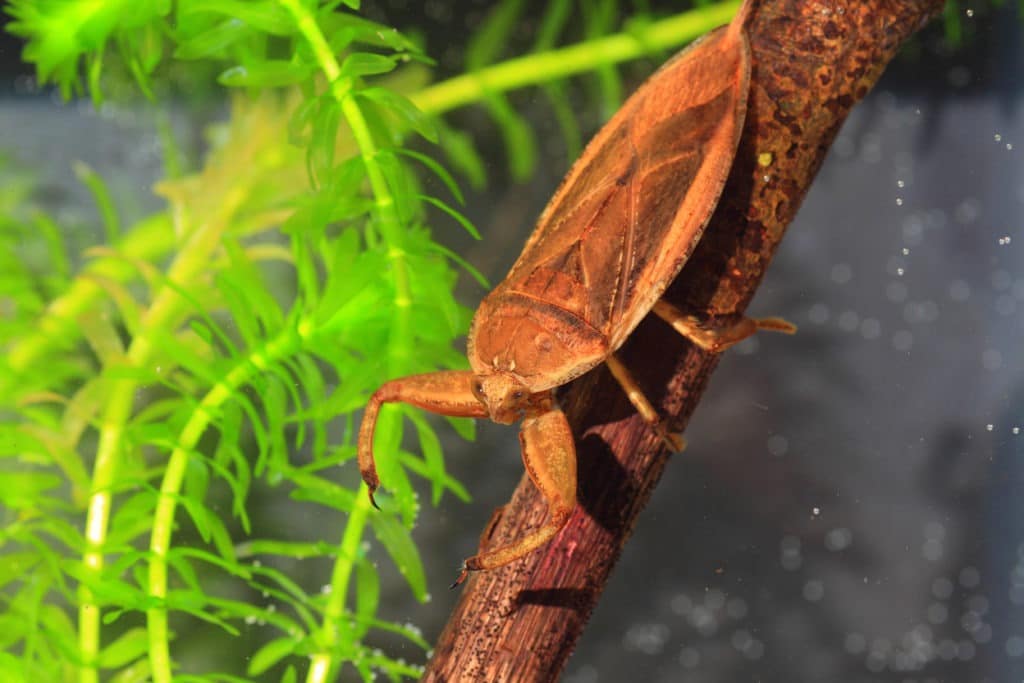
[498,24,751,347]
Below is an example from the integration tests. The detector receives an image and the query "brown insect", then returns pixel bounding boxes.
[358,0,793,586]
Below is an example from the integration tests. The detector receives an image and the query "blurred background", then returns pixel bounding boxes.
[2,1,1022,681]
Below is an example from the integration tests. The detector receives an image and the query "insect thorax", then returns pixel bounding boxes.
[468,292,608,393]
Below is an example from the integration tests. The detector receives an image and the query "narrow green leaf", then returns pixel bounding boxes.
[213,279,260,348]
[393,148,464,205]
[226,238,285,333]
[108,491,157,547]
[445,416,476,442]
[338,52,397,80]
[294,353,328,460]
[179,0,293,36]
[369,513,427,602]
[40,602,81,662]
[403,409,446,506]
[246,566,317,630]
[77,304,126,366]
[290,486,354,514]
[131,397,183,427]
[164,590,240,635]
[177,673,251,683]
[85,48,104,106]
[533,0,573,51]
[417,194,481,240]
[541,82,582,162]
[79,270,143,338]
[321,12,418,54]
[184,454,210,502]
[170,547,250,580]
[0,470,62,510]
[482,92,536,180]
[0,424,48,458]
[73,162,120,243]
[237,539,336,559]
[108,658,151,683]
[33,211,70,286]
[357,87,438,143]
[178,496,237,564]
[465,0,526,69]
[0,651,23,679]
[355,557,380,639]
[248,637,297,676]
[365,617,430,651]
[206,595,302,635]
[583,0,623,117]
[263,375,288,481]
[98,628,147,669]
[175,18,250,59]
[125,52,156,101]
[218,61,312,88]
[148,332,222,387]
[166,551,202,593]
[288,96,319,147]
[399,453,470,504]
[0,552,39,589]
[309,98,341,186]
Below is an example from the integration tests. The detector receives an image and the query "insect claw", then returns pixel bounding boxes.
[753,316,798,335]
[450,565,470,590]
[662,431,686,452]
[367,488,381,511]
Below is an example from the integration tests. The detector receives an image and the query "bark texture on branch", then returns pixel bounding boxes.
[424,1,944,680]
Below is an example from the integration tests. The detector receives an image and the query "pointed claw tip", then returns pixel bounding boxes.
[367,489,381,511]
[757,317,798,335]
[449,566,469,590]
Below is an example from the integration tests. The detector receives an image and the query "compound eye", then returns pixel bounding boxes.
[511,390,525,401]
[472,381,486,399]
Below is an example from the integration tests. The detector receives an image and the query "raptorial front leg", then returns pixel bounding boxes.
[453,409,577,587]
[358,371,487,507]
[652,299,796,353]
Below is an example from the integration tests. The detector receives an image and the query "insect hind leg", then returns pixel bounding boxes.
[652,300,796,353]
[605,354,685,452]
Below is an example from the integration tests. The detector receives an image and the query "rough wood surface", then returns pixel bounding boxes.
[423,1,945,680]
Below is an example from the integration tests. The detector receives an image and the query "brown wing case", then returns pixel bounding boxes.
[481,22,751,355]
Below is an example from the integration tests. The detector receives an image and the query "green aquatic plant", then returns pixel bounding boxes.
[1,1,740,680]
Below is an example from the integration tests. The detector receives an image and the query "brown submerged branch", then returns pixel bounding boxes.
[423,1,944,680]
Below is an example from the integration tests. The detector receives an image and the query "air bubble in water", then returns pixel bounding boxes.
[825,528,853,551]
[932,577,954,599]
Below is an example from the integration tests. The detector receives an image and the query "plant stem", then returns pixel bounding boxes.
[78,186,248,683]
[147,327,304,683]
[283,1,413,368]
[410,2,738,116]
[306,486,373,683]
[278,1,414,679]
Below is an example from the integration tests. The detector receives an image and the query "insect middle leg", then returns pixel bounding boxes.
[652,300,796,353]
[358,371,487,507]
[605,354,685,452]
[453,408,577,587]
